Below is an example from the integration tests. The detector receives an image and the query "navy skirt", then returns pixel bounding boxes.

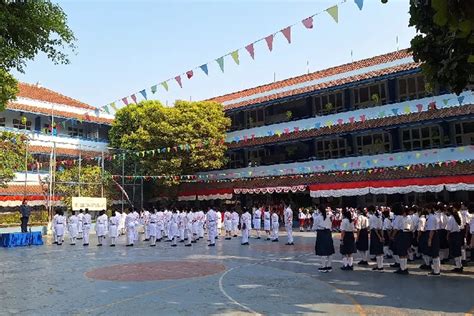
[395,231,412,257]
[383,230,391,246]
[426,230,440,258]
[356,228,369,251]
[412,232,418,247]
[449,231,462,258]
[369,229,384,256]
[418,231,429,255]
[340,232,356,255]
[315,229,335,256]
[438,229,449,249]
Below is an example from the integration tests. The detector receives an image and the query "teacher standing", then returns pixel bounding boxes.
[19,199,31,233]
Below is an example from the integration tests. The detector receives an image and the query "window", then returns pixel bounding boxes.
[454,121,474,146]
[356,132,391,155]
[247,108,264,127]
[313,91,344,115]
[68,126,84,137]
[13,118,32,130]
[353,82,387,109]
[316,137,348,159]
[228,152,244,169]
[228,113,244,131]
[401,125,441,151]
[398,75,427,101]
[247,148,269,166]
[0,117,5,127]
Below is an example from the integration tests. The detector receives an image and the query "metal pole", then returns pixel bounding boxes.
[101,150,104,198]
[24,140,28,196]
[121,153,125,213]
[140,177,143,209]
[78,144,81,197]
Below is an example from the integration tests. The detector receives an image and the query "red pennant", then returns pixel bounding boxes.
[131,94,137,104]
[265,34,274,52]
[416,104,423,112]
[186,70,193,79]
[281,26,291,43]
[122,97,129,106]
[348,117,355,123]
[337,118,344,125]
[175,76,183,88]
[360,115,366,122]
[245,43,255,59]
[302,16,314,29]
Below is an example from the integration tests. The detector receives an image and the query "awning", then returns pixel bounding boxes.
[309,175,474,198]
[234,185,306,194]
[178,189,233,201]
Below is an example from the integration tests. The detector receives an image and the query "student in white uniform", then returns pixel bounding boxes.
[355,208,369,265]
[53,210,66,246]
[231,210,240,237]
[82,209,92,246]
[224,210,233,240]
[132,209,140,242]
[68,211,79,245]
[178,211,186,242]
[469,204,474,263]
[271,207,279,242]
[340,210,356,271]
[368,206,384,271]
[393,204,413,275]
[425,205,441,276]
[125,208,136,247]
[437,205,449,263]
[206,207,218,246]
[185,211,193,247]
[170,210,179,247]
[95,210,108,246]
[109,210,120,247]
[156,209,164,242]
[284,203,294,245]
[298,208,306,232]
[77,209,84,240]
[263,207,271,240]
[417,208,431,270]
[252,207,262,239]
[216,210,223,237]
[314,207,335,272]
[241,208,251,245]
[382,209,393,259]
[119,210,126,235]
[446,206,463,273]
[52,211,59,244]
[148,208,158,247]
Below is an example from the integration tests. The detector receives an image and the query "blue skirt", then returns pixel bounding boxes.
[340,232,356,255]
[315,229,335,256]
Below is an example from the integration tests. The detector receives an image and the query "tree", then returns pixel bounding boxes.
[384,0,474,94]
[54,165,114,208]
[109,100,230,185]
[0,131,29,187]
[0,0,76,110]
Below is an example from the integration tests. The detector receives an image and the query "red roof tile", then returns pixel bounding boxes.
[29,145,105,157]
[0,185,46,196]
[17,82,96,110]
[208,49,413,110]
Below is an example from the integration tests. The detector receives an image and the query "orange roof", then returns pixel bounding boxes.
[209,49,415,110]
[17,82,96,110]
[0,185,46,195]
[29,145,105,157]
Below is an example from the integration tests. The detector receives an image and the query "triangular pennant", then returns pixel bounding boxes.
[245,43,255,59]
[265,34,274,52]
[354,0,363,10]
[151,85,157,94]
[110,102,117,112]
[216,56,225,73]
[102,105,110,114]
[122,97,129,106]
[175,76,182,88]
[131,94,137,104]
[200,64,209,75]
[186,70,193,79]
[326,5,338,23]
[302,16,314,29]
[161,81,169,91]
[230,50,240,65]
[139,89,147,100]
[281,26,291,43]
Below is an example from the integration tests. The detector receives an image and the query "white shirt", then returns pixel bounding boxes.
[313,214,332,230]
[356,215,369,230]
[417,216,426,232]
[401,216,413,231]
[284,207,293,227]
[382,218,392,231]
[253,209,261,220]
[83,213,92,225]
[271,213,279,224]
[470,214,474,234]
[446,216,461,233]
[425,214,439,231]
[340,218,354,232]
[369,214,383,230]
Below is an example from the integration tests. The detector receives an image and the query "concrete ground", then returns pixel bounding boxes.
[0,230,473,316]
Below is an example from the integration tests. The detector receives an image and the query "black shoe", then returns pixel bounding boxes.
[144,239,150,241]
[385,255,393,259]
[370,257,377,262]
[233,235,238,238]
[358,261,369,266]
[171,244,177,247]
[157,239,162,242]
[372,267,384,271]
[70,243,75,246]
[165,239,172,242]
[340,266,349,271]
[83,244,89,246]
[286,242,294,246]
[428,271,440,276]
[241,242,249,246]
[150,244,156,247]
[266,238,270,241]
[225,237,231,240]
[57,243,62,246]
[390,263,400,268]
[191,241,196,243]
[451,267,463,273]
[110,244,115,247]
[462,260,468,266]
[441,259,449,264]
[208,244,215,247]
[256,237,261,239]
[185,244,192,247]
[325,267,332,272]
[419,264,431,270]
[394,269,409,275]
[272,239,279,242]
[126,244,133,247]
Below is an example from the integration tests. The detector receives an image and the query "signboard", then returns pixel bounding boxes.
[72,197,107,211]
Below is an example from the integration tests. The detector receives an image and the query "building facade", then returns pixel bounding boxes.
[178,50,474,207]
[0,82,113,208]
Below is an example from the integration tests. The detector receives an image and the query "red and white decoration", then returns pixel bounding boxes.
[0,195,61,207]
[178,189,233,201]
[234,185,306,195]
[309,175,474,198]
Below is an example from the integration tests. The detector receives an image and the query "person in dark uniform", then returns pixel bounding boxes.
[19,199,31,233]
[314,207,335,273]
[340,209,356,271]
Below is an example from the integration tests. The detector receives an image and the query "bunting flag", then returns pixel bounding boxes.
[139,89,147,100]
[245,43,255,59]
[231,50,240,65]
[131,94,138,104]
[265,34,274,52]
[161,81,169,91]
[216,56,225,72]
[103,105,110,114]
[151,85,157,94]
[302,16,314,29]
[200,64,209,75]
[326,5,338,23]
[175,76,183,88]
[186,70,194,79]
[354,0,364,10]
[122,97,129,106]
[281,26,292,44]
[110,102,118,112]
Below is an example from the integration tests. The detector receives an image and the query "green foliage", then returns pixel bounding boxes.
[0,131,29,187]
[0,0,76,110]
[0,210,49,226]
[408,0,474,94]
[55,165,114,208]
[109,100,230,185]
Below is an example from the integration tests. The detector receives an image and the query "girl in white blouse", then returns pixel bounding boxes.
[340,210,356,271]
[368,206,384,271]
[447,206,463,273]
[314,207,335,273]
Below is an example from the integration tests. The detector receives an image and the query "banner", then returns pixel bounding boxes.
[72,197,107,211]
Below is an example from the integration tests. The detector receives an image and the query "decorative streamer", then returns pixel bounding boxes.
[216,56,225,72]
[302,16,314,29]
[200,64,209,75]
[326,5,339,23]
[161,81,169,91]
[265,34,274,52]
[131,94,138,104]
[231,50,240,65]
[186,70,194,79]
[354,0,364,10]
[139,89,147,100]
[122,97,129,106]
[245,43,255,59]
[151,85,158,94]
[175,76,183,88]
[281,26,292,44]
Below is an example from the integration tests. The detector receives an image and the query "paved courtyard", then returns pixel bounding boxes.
[1,231,473,316]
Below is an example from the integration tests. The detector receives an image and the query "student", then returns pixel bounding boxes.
[109,210,120,247]
[206,207,217,247]
[184,210,193,247]
[356,208,369,265]
[368,206,384,271]
[148,208,158,247]
[298,208,305,232]
[252,206,262,239]
[263,207,271,240]
[125,208,135,247]
[53,210,65,246]
[95,210,108,246]
[271,208,279,242]
[82,209,92,246]
[77,209,84,239]
[170,210,179,247]
[314,206,335,272]
[469,203,474,263]
[241,208,251,245]
[382,209,393,259]
[224,210,233,240]
[68,211,78,245]
[393,204,412,275]
[231,209,240,238]
[340,210,356,271]
[437,205,450,263]
[284,203,294,245]
[417,208,431,270]
[446,206,463,273]
[425,205,441,276]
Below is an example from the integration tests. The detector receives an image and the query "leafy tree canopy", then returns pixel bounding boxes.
[0,0,76,110]
[109,100,230,185]
[0,131,29,187]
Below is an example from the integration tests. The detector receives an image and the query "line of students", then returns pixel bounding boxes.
[314,202,473,275]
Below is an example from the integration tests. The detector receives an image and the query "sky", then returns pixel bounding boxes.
[13,0,416,109]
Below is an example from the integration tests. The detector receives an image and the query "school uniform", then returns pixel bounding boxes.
[314,214,335,256]
[356,215,369,251]
[241,211,251,245]
[231,211,240,237]
[148,213,158,246]
[340,219,356,255]
[437,212,449,254]
[185,212,193,246]
[284,206,294,245]
[109,214,120,246]
[369,215,384,256]
[77,213,84,239]
[396,216,413,257]
[263,211,271,232]
[54,215,66,245]
[417,216,428,256]
[382,217,392,256]
[425,213,441,275]
[253,208,262,238]
[95,214,108,246]
[82,213,92,246]
[271,213,279,241]
[447,216,462,259]
[68,215,78,245]
[125,212,136,246]
[206,209,217,246]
